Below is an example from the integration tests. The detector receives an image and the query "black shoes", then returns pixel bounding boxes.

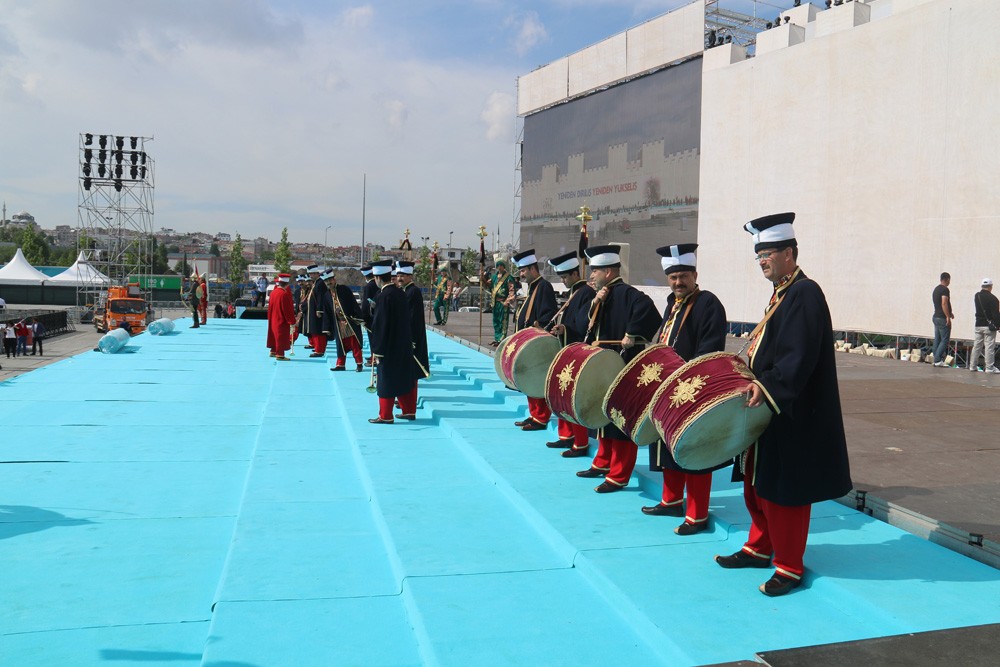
[331,366,345,371]
[715,551,771,569]
[641,503,684,517]
[760,573,801,597]
[514,418,530,427]
[594,480,624,494]
[356,366,363,372]
[546,438,574,449]
[674,520,708,536]
[561,447,589,458]
[521,420,546,431]
[309,352,323,358]
[368,417,394,424]
[395,414,416,421]
[576,467,605,478]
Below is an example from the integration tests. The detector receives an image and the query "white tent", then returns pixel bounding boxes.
[0,248,51,285]
[48,251,111,286]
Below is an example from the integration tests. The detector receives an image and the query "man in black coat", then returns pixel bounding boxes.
[717,212,852,597]
[324,269,365,372]
[508,248,558,432]
[360,266,379,366]
[642,244,729,536]
[546,251,596,457]
[576,244,661,493]
[305,264,334,357]
[369,260,417,424]
[396,260,430,420]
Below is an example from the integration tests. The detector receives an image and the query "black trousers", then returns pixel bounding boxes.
[32,337,43,355]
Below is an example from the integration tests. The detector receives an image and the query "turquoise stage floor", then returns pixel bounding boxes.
[3,319,1000,666]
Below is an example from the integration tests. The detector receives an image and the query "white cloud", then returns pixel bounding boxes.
[342,5,374,30]
[507,11,547,57]
[481,92,514,142]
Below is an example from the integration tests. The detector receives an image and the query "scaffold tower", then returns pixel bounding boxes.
[77,133,155,314]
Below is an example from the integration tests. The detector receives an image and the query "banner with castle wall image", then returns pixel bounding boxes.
[520,57,702,287]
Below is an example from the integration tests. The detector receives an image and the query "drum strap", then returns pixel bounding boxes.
[656,290,700,346]
[517,277,540,328]
[740,271,797,360]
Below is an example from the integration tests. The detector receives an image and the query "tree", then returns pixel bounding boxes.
[152,240,170,273]
[176,259,193,277]
[209,242,221,257]
[20,226,50,265]
[273,227,292,273]
[458,246,479,285]
[228,234,248,285]
[414,245,431,287]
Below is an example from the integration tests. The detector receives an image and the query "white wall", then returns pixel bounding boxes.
[697,0,1000,336]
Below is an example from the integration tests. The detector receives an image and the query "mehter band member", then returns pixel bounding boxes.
[324,268,365,372]
[488,260,517,346]
[432,267,450,325]
[644,243,729,536]
[545,251,596,457]
[396,260,430,420]
[305,264,334,357]
[266,273,296,360]
[360,265,378,366]
[509,248,557,432]
[576,244,660,493]
[716,212,852,597]
[369,260,418,424]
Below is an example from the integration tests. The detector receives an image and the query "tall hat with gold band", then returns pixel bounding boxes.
[655,244,697,275]
[547,251,580,276]
[396,260,415,275]
[584,244,622,268]
[512,248,538,268]
[371,259,393,276]
[744,212,796,253]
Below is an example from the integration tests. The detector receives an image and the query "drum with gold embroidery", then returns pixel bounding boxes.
[601,344,686,446]
[494,327,562,398]
[649,352,772,470]
[545,342,626,429]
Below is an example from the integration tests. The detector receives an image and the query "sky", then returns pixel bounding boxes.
[0,0,795,252]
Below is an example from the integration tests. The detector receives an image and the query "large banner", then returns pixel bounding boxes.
[520,57,702,286]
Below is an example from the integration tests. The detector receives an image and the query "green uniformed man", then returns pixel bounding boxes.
[488,260,517,346]
[432,267,450,325]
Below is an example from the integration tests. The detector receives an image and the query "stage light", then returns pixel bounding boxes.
[784,16,790,24]
[794,0,802,6]
[140,166,147,179]
[85,133,93,146]
[114,150,123,163]
[98,164,107,177]
[114,179,123,192]
[99,149,107,163]
[130,136,138,149]
[83,164,91,176]
[766,21,772,29]
[84,148,93,163]
[130,151,138,164]
[83,177,92,190]
[99,135,108,149]
[140,152,147,165]
[115,164,123,178]
[725,35,732,43]
[826,0,832,6]
[706,29,716,48]
[130,165,138,179]
[115,136,124,150]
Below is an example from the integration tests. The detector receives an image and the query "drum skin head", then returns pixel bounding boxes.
[493,329,561,397]
[670,395,772,470]
[570,349,626,429]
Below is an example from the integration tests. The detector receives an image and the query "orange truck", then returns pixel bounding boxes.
[94,284,153,334]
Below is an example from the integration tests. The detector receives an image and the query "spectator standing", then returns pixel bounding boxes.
[14,319,28,356]
[187,280,202,328]
[30,318,44,356]
[254,274,268,307]
[2,322,13,358]
[931,272,954,366]
[969,278,1000,373]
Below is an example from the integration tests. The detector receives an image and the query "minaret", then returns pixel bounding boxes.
[2,201,6,225]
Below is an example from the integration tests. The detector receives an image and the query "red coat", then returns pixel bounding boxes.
[266,284,296,353]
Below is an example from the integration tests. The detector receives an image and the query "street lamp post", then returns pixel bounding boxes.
[324,225,332,262]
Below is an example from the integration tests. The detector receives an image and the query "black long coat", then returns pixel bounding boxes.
[331,283,364,355]
[557,280,596,346]
[361,278,379,329]
[306,279,335,338]
[515,276,557,331]
[371,283,417,398]
[585,277,661,440]
[403,282,430,378]
[649,289,730,473]
[743,270,852,506]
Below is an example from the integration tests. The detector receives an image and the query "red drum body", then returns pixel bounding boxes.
[494,327,561,398]
[602,344,686,446]
[545,343,626,429]
[650,352,772,470]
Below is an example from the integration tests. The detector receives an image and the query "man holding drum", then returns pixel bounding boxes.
[546,251,597,456]
[644,244,729,536]
[508,248,558,432]
[717,213,852,597]
[576,244,661,492]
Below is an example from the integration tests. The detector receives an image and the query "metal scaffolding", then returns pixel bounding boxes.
[76,133,155,316]
[705,0,779,52]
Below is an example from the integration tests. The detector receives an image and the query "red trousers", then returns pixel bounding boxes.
[309,334,328,355]
[336,336,363,366]
[527,396,551,425]
[557,418,589,450]
[741,445,811,579]
[591,435,637,487]
[378,385,417,420]
[661,469,713,523]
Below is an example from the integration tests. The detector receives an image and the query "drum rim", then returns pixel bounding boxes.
[501,327,559,396]
[668,391,771,468]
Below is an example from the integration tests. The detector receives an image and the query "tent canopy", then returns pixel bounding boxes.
[0,248,52,285]
[48,251,111,286]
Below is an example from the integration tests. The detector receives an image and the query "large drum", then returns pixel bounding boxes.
[602,344,686,446]
[494,327,561,398]
[649,352,772,470]
[545,343,626,429]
